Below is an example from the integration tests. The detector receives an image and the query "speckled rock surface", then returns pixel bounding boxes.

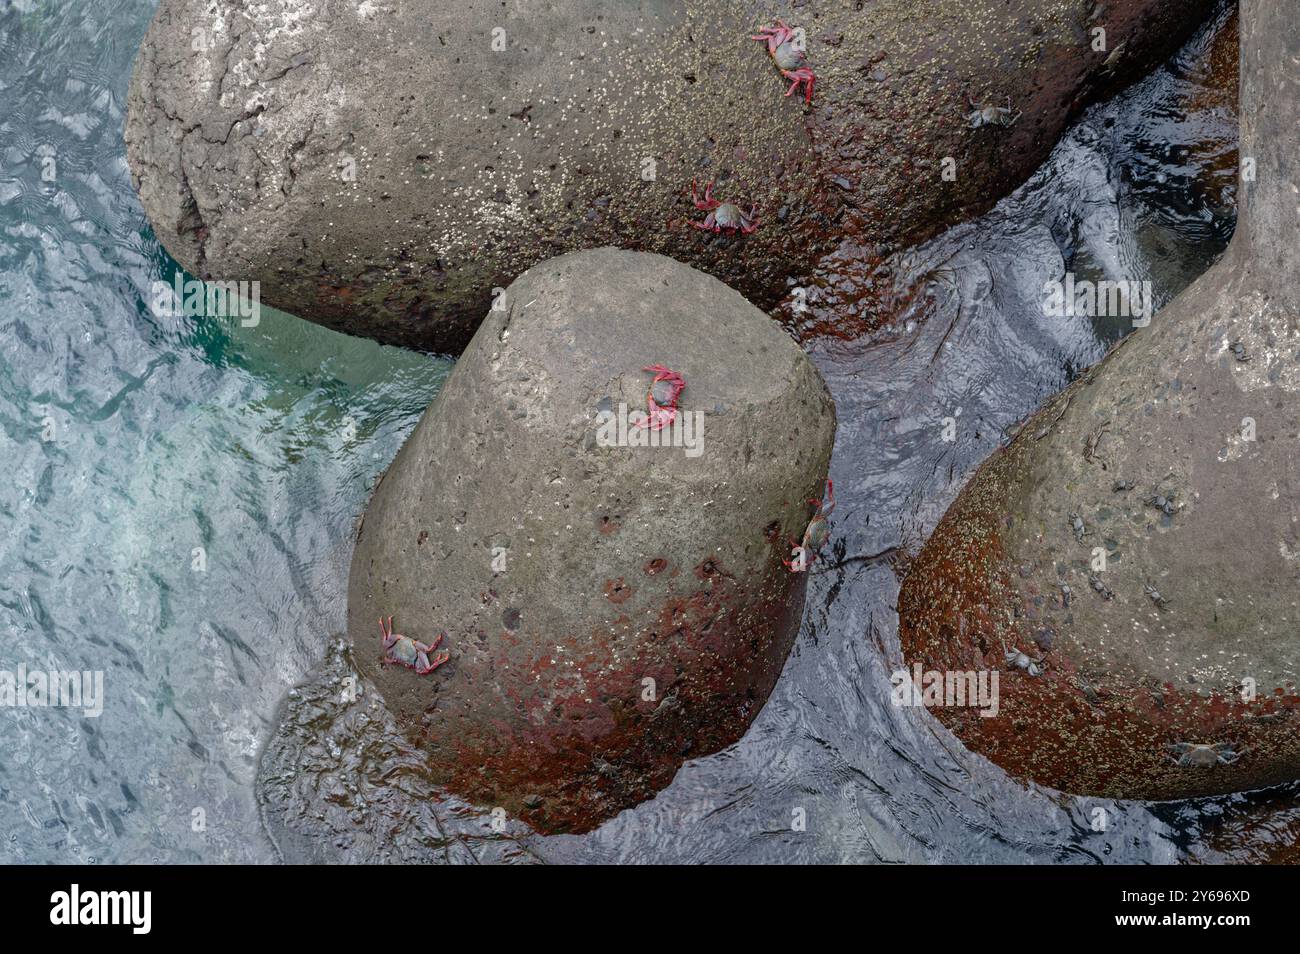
[125,0,827,353]
[124,0,1213,353]
[776,0,1220,335]
[898,0,1300,801]
[346,248,835,833]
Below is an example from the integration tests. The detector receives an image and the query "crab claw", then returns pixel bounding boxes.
[692,179,723,212]
[782,537,807,572]
[643,407,678,431]
[751,19,795,53]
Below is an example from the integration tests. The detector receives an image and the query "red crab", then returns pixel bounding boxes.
[783,479,834,572]
[636,364,686,431]
[689,180,760,235]
[751,19,816,104]
[379,616,449,675]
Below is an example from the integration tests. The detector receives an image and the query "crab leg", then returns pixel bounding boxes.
[782,69,815,103]
[416,645,451,675]
[691,179,720,210]
[415,632,444,653]
[751,20,794,55]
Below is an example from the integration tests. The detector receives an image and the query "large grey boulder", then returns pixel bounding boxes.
[347,248,836,833]
[125,0,826,353]
[124,0,1214,352]
[898,0,1300,801]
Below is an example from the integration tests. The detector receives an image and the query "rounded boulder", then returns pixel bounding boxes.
[347,248,836,833]
[897,0,1300,802]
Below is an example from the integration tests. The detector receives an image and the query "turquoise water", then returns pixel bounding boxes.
[0,0,447,862]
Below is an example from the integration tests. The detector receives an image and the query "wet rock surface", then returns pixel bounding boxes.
[773,0,1219,338]
[257,638,538,864]
[125,0,1213,352]
[793,0,1218,253]
[898,0,1300,801]
[346,248,835,833]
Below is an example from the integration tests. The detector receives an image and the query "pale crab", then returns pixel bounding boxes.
[1144,583,1171,608]
[379,616,449,675]
[751,19,816,104]
[1146,491,1180,516]
[965,94,1020,128]
[1004,647,1045,677]
[689,180,760,235]
[784,479,834,572]
[1166,741,1241,767]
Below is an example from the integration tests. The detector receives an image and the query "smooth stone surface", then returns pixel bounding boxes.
[347,248,835,833]
[897,0,1300,801]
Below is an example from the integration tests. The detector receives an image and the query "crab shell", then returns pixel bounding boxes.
[802,513,830,555]
[711,202,752,230]
[386,634,423,667]
[1184,748,1222,767]
[969,105,1014,128]
[649,377,680,407]
[772,40,806,71]
[1170,742,1234,767]
[1004,649,1043,676]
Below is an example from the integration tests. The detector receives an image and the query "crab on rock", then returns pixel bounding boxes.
[964,94,1020,128]
[689,180,759,235]
[379,616,449,675]
[784,479,834,572]
[751,19,816,104]
[636,364,686,431]
[1166,741,1241,767]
